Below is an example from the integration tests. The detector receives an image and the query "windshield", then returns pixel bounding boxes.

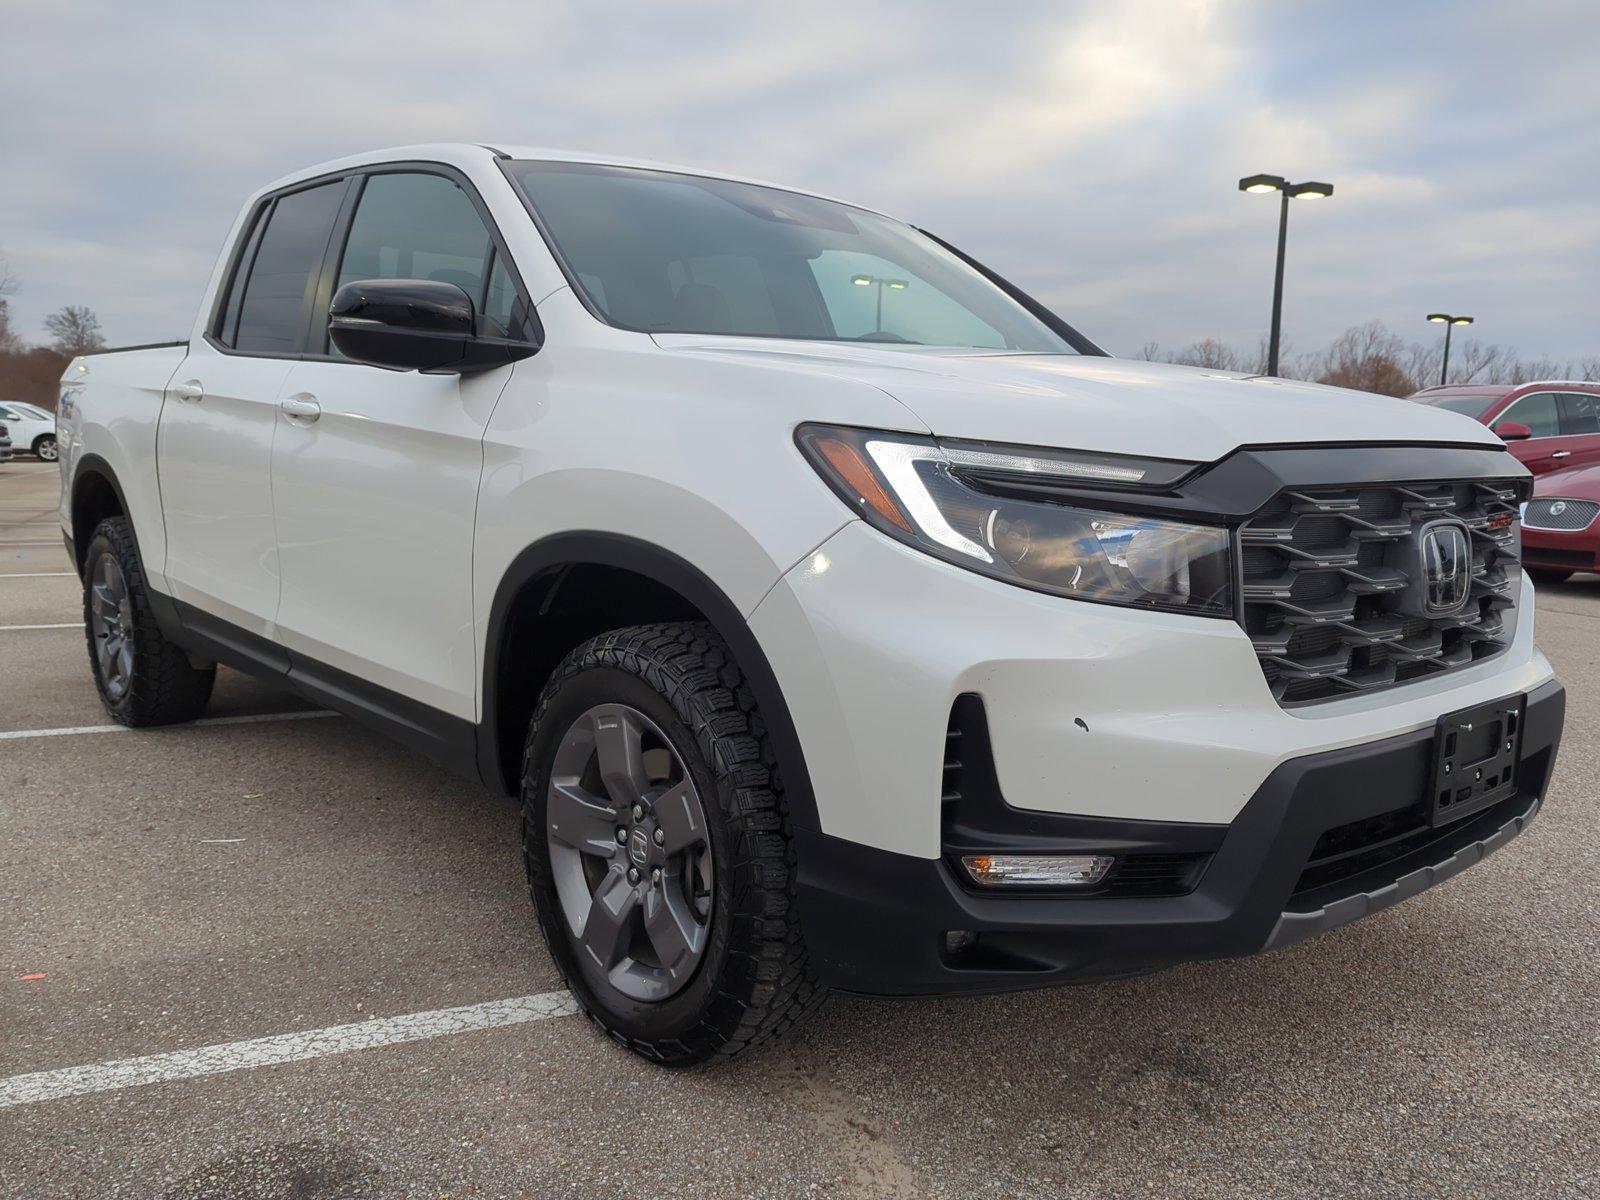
[507,161,1082,353]
[1426,395,1500,419]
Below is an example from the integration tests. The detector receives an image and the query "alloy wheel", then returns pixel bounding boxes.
[546,703,714,1002]
[89,553,135,702]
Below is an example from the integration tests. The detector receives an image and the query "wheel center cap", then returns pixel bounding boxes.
[627,827,651,867]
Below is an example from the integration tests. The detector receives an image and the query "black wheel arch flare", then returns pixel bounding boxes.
[477,531,823,836]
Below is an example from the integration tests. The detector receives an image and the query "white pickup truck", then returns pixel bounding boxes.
[57,144,1563,1065]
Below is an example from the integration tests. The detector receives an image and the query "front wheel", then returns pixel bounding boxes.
[82,516,215,726]
[521,623,821,1065]
[33,435,58,462]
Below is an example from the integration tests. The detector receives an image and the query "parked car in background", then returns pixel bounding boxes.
[1411,382,1600,477]
[0,421,12,462]
[0,400,58,461]
[1521,463,1600,582]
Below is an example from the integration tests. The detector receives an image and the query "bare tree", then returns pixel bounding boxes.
[0,251,18,354]
[1447,341,1505,385]
[1315,321,1414,396]
[43,304,106,357]
[1123,323,1592,396]
[0,298,17,356]
[1171,338,1241,371]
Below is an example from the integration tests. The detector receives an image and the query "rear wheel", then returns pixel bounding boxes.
[521,622,821,1065]
[33,435,58,462]
[1527,567,1573,584]
[82,516,215,726]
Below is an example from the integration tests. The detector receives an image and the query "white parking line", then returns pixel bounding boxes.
[0,572,74,578]
[0,622,83,631]
[0,991,579,1109]
[0,710,340,740]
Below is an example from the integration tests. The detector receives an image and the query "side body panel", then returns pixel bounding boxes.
[471,288,915,649]
[154,339,292,635]
[271,359,511,719]
[55,346,188,588]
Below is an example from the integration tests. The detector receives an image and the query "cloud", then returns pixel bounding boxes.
[2,0,1596,364]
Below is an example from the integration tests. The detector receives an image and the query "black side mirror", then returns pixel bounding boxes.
[328,279,536,374]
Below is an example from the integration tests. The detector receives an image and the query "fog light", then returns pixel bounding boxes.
[961,854,1114,888]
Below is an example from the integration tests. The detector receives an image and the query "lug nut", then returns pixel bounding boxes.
[651,868,661,884]
[627,866,641,885]
[632,804,645,821]
[653,828,665,846]
[616,827,628,844]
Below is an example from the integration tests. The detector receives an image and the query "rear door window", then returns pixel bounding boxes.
[229,182,345,354]
[1558,392,1600,435]
[1500,392,1561,438]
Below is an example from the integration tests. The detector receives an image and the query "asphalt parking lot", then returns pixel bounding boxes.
[1,456,1596,1199]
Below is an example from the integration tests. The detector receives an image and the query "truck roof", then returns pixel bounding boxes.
[254,142,886,219]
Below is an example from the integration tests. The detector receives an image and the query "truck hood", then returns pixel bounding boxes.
[652,336,1503,463]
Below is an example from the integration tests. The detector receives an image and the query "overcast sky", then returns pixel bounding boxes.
[3,0,1597,363]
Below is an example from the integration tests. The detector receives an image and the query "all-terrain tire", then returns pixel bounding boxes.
[82,516,215,726]
[521,622,823,1066]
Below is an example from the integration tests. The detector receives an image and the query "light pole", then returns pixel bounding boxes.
[851,274,908,333]
[1427,313,1474,386]
[1238,174,1334,376]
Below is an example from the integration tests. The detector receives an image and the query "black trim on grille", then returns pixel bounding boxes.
[1289,791,1530,911]
[1237,478,1526,704]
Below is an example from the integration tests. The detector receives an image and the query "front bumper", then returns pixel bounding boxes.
[751,521,1556,859]
[797,678,1564,996]
[1522,524,1599,575]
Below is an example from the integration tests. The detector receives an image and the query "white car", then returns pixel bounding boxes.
[0,400,57,461]
[56,145,1564,1065]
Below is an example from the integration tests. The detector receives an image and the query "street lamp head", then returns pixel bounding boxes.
[886,279,909,290]
[1427,313,1451,323]
[1287,181,1334,199]
[1239,173,1286,194]
[1451,316,1474,326]
[851,275,873,287]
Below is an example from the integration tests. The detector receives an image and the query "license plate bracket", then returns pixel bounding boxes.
[1429,694,1525,826]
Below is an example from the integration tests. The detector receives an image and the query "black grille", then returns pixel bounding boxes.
[1101,853,1210,896]
[1524,498,1599,531]
[1291,792,1526,903]
[1238,479,1523,704]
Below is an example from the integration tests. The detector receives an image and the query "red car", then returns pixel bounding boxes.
[1521,463,1600,582]
[1412,381,1600,476]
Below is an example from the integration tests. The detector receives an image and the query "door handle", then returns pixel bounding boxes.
[1552,451,1572,459]
[174,380,203,402]
[279,394,321,424]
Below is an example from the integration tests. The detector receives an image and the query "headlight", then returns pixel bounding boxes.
[797,424,1233,616]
